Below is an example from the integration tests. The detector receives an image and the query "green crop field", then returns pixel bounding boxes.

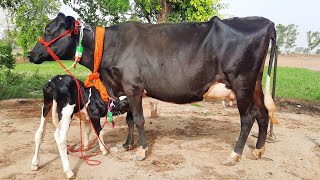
[0,62,319,101]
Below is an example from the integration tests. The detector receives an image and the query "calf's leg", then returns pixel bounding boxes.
[31,103,51,171]
[54,104,75,179]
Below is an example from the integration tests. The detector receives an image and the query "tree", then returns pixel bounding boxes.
[276,24,286,49]
[276,24,299,54]
[4,0,60,57]
[307,31,320,52]
[284,24,299,53]
[63,0,227,25]
[0,41,15,69]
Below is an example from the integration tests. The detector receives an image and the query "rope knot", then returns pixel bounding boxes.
[88,72,100,80]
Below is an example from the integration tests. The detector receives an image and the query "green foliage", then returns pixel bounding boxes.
[64,0,226,25]
[276,24,299,54]
[0,61,90,100]
[316,49,320,54]
[0,41,15,69]
[307,31,320,51]
[7,0,60,57]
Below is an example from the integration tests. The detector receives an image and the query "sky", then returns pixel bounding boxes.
[221,0,320,48]
[1,0,319,48]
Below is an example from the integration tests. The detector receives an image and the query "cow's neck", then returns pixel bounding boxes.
[77,26,96,71]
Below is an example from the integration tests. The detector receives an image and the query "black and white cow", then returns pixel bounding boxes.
[31,75,129,178]
[29,13,279,172]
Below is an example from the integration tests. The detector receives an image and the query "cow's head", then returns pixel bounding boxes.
[28,13,77,64]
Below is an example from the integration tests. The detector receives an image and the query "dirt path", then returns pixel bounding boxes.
[0,98,319,179]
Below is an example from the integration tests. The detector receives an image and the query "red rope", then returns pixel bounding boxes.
[39,25,109,166]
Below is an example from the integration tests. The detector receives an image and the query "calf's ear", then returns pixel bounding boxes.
[65,16,75,30]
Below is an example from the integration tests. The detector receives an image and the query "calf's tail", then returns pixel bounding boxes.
[264,26,279,125]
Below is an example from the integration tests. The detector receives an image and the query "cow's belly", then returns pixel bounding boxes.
[203,83,236,101]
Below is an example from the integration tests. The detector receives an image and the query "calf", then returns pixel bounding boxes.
[31,75,129,179]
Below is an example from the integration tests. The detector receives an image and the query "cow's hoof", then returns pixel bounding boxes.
[247,146,265,160]
[31,164,39,171]
[133,146,147,161]
[221,159,236,166]
[221,151,241,166]
[66,170,75,179]
[122,143,134,151]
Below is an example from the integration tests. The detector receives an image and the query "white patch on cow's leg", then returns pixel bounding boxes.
[98,130,108,155]
[52,100,59,128]
[31,106,48,171]
[54,104,75,179]
[221,151,241,166]
[247,146,266,160]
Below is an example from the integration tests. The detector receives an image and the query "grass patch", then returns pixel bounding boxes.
[263,67,320,101]
[0,61,90,100]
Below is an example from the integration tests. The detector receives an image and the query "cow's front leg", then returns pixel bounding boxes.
[123,112,134,150]
[126,95,148,161]
[31,105,49,171]
[54,104,75,179]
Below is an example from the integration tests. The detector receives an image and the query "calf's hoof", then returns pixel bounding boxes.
[220,151,241,166]
[247,146,265,160]
[66,170,75,179]
[102,149,108,156]
[133,146,147,161]
[31,164,39,171]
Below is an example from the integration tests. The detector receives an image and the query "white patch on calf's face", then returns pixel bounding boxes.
[119,96,127,101]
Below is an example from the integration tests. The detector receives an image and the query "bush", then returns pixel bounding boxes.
[0,41,15,69]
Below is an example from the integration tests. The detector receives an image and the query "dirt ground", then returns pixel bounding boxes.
[0,56,319,179]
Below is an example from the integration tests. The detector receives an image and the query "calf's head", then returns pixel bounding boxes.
[28,13,77,64]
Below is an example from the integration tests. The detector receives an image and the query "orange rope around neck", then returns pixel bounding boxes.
[84,27,109,101]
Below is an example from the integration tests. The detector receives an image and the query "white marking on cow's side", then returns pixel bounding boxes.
[48,79,51,82]
[59,77,62,80]
[54,104,75,179]
[52,100,59,128]
[119,96,127,101]
[31,106,48,171]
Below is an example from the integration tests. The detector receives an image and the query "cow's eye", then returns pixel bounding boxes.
[45,29,51,34]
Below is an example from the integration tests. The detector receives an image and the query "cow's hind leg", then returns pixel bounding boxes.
[31,102,51,171]
[123,112,134,150]
[83,119,92,149]
[248,83,269,159]
[54,104,75,179]
[222,84,256,166]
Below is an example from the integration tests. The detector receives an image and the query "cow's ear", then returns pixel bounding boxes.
[65,16,75,30]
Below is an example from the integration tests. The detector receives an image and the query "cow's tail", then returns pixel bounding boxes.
[264,25,280,125]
